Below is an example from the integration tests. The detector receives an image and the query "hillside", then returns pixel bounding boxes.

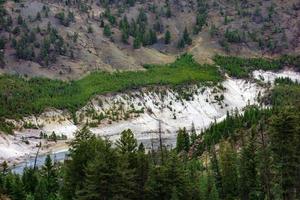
[0,0,299,79]
[0,74,299,200]
[0,1,300,199]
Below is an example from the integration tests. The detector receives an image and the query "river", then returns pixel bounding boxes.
[11,150,69,174]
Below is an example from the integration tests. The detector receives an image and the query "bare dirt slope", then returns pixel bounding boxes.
[0,0,299,79]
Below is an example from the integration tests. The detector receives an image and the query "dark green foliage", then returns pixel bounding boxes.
[116,129,137,153]
[120,16,129,43]
[193,107,272,156]
[87,25,93,33]
[178,27,192,48]
[0,37,5,49]
[177,38,185,49]
[0,49,4,66]
[224,29,243,43]
[193,0,208,34]
[133,35,142,49]
[153,21,163,33]
[22,168,38,194]
[213,55,282,78]
[271,79,300,107]
[143,28,157,45]
[279,55,300,69]
[194,13,207,34]
[213,55,300,78]
[176,127,190,153]
[40,27,66,64]
[239,132,259,200]
[55,11,75,26]
[219,141,239,199]
[164,30,171,44]
[166,5,171,18]
[103,24,111,37]
[62,126,96,199]
[269,108,300,199]
[0,155,60,200]
[210,147,223,199]
[14,32,36,61]
[75,139,136,199]
[145,153,190,200]
[126,0,136,7]
[62,127,200,200]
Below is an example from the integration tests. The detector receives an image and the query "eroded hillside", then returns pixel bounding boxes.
[0,0,299,79]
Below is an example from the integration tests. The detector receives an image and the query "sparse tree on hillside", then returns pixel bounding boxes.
[165,30,171,44]
[103,24,111,37]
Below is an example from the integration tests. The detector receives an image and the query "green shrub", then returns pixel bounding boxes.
[213,55,282,78]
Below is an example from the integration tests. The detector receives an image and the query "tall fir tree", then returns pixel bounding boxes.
[210,146,223,199]
[239,131,259,200]
[219,141,239,200]
[176,128,190,153]
[164,30,171,44]
[270,108,299,200]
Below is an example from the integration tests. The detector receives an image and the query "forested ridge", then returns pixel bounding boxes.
[0,77,299,200]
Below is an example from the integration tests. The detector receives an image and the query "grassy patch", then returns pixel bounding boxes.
[0,54,221,119]
[213,55,300,78]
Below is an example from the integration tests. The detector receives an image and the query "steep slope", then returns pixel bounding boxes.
[1,69,299,166]
[0,0,299,79]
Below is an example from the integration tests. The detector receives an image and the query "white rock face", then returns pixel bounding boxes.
[253,69,300,83]
[1,70,300,164]
[89,78,263,148]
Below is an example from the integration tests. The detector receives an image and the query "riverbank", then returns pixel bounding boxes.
[2,69,299,168]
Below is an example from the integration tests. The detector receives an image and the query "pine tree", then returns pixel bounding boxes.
[239,131,259,200]
[210,147,223,199]
[270,108,299,200]
[42,155,58,195]
[219,141,239,199]
[116,129,137,154]
[200,172,219,200]
[177,38,185,48]
[103,24,111,37]
[34,178,48,200]
[11,175,25,200]
[257,120,272,200]
[136,145,149,199]
[164,30,171,44]
[22,167,38,194]
[121,31,129,44]
[75,139,136,200]
[170,187,179,200]
[176,128,190,153]
[183,27,192,45]
[149,29,157,45]
[133,36,141,49]
[166,5,171,18]
[146,153,189,199]
[62,126,97,200]
[25,194,35,200]
[190,122,197,144]
[145,165,168,200]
